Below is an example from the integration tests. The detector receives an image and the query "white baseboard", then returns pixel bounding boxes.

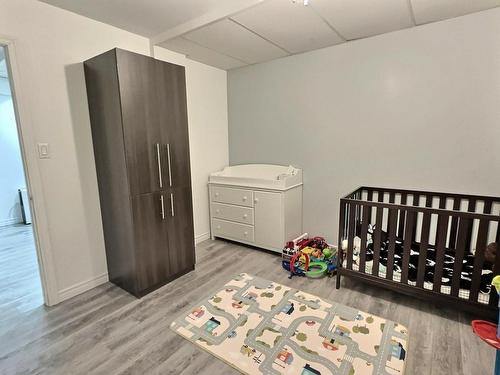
[58,272,109,302]
[0,218,22,227]
[195,232,210,244]
[57,234,209,302]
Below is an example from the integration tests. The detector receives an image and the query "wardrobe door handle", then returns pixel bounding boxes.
[170,193,175,217]
[166,143,172,187]
[160,194,165,220]
[156,143,163,188]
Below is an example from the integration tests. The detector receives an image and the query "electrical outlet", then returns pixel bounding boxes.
[37,143,50,159]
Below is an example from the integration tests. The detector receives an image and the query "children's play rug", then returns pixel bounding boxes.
[170,274,409,374]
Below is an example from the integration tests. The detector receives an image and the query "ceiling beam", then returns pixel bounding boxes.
[150,0,267,46]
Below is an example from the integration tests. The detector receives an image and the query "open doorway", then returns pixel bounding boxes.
[0,45,44,318]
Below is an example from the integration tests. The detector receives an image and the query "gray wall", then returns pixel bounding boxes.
[228,8,500,243]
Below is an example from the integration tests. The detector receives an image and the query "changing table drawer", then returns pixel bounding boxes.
[212,218,254,243]
[211,186,253,207]
[211,203,254,225]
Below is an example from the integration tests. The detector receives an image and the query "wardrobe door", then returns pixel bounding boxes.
[132,192,171,295]
[156,60,192,189]
[116,49,164,195]
[166,187,195,275]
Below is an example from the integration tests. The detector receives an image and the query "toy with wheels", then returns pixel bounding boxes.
[283,251,310,279]
[282,233,337,279]
[305,262,328,278]
[471,275,500,375]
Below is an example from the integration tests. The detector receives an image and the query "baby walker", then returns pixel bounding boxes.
[472,275,500,375]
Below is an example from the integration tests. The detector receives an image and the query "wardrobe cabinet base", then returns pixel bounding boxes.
[110,265,195,298]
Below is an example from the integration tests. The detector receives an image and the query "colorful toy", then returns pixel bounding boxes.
[471,275,500,375]
[282,233,337,279]
[305,262,328,278]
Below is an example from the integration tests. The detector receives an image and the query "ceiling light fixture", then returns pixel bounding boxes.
[292,0,310,5]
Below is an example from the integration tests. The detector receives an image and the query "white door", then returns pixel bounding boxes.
[254,191,283,250]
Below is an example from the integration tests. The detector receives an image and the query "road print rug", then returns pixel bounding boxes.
[170,274,409,375]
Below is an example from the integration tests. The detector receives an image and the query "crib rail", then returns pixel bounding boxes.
[337,187,500,318]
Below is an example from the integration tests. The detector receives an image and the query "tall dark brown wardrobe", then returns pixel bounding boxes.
[84,48,195,297]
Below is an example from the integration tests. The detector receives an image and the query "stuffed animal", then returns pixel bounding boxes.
[485,242,497,264]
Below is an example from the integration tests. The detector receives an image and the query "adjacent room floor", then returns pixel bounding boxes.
[0,239,494,375]
[0,224,43,325]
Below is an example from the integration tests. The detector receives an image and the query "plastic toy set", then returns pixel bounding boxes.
[282,233,337,279]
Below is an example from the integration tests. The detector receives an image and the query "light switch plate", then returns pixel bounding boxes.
[37,143,50,159]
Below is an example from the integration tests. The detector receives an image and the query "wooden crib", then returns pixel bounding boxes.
[336,186,500,319]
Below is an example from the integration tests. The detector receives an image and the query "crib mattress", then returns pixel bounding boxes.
[344,260,490,305]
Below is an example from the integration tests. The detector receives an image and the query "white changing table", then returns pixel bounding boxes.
[208,164,303,253]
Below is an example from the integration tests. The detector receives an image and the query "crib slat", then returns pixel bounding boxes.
[386,208,398,281]
[465,199,477,252]
[355,191,361,237]
[346,202,356,270]
[378,190,385,203]
[401,211,416,284]
[372,206,383,277]
[359,206,370,273]
[425,195,433,207]
[416,212,432,288]
[448,198,461,250]
[367,190,373,223]
[397,194,407,239]
[387,193,396,234]
[484,200,493,215]
[439,195,447,209]
[412,194,420,243]
[433,214,449,293]
[451,217,472,297]
[469,218,489,302]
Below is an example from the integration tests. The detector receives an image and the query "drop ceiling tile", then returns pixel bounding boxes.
[231,0,344,54]
[410,0,500,25]
[159,37,247,70]
[311,0,414,40]
[183,18,289,64]
[40,0,254,37]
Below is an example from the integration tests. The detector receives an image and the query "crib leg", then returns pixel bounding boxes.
[336,271,341,289]
[495,350,500,375]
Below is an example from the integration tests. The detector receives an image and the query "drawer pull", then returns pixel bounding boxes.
[156,143,163,188]
[166,143,172,187]
[215,192,220,197]
[216,225,221,230]
[254,198,259,204]
[216,209,221,214]
[244,231,248,236]
[243,214,248,219]
[160,194,165,220]
[242,196,247,201]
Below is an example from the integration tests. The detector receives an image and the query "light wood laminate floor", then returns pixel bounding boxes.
[0,239,494,375]
[0,224,43,324]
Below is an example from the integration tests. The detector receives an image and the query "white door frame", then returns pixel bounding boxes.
[1,36,59,306]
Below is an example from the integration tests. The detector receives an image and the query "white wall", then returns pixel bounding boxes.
[0,77,26,226]
[228,8,500,243]
[0,0,228,302]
